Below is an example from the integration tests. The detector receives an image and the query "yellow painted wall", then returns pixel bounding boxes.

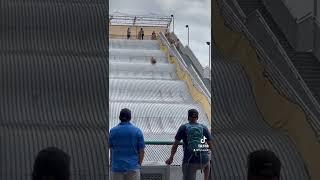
[110,25,167,39]
[159,44,212,125]
[213,0,320,179]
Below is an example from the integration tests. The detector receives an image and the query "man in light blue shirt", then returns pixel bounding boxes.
[109,108,145,180]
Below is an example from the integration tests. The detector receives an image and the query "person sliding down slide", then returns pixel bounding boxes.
[150,57,157,64]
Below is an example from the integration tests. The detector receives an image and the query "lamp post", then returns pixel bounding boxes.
[171,15,174,33]
[185,25,189,46]
[206,41,211,72]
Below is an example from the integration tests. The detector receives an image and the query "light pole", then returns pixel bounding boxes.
[171,15,174,33]
[206,41,211,72]
[185,25,189,46]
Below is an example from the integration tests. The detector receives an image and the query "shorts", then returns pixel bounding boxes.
[111,170,140,180]
[182,162,210,180]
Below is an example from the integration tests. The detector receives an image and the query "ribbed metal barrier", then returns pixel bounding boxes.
[210,59,309,179]
[0,1,109,180]
[220,0,320,141]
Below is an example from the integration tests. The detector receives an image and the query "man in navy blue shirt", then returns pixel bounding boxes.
[109,108,145,180]
[165,109,213,180]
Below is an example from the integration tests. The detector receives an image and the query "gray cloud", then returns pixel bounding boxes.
[110,0,211,67]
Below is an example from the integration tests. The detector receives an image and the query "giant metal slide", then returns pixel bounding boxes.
[109,37,211,179]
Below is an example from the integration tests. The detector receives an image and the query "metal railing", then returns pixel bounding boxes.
[251,10,320,112]
[270,0,310,24]
[314,19,320,60]
[316,18,320,26]
[296,11,314,24]
[109,55,166,58]
[225,0,246,21]
[181,46,205,77]
[159,32,211,102]
[188,65,211,99]
[160,33,188,69]
[262,0,315,51]
[145,141,183,145]
[110,34,158,40]
[219,0,320,139]
[219,0,246,32]
[173,46,211,100]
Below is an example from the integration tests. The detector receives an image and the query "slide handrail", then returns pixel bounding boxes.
[252,10,320,113]
[296,11,314,24]
[225,0,247,21]
[220,0,320,140]
[159,32,211,102]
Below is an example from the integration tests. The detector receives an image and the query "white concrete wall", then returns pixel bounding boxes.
[281,0,314,19]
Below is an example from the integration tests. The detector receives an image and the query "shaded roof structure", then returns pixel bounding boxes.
[109,12,172,27]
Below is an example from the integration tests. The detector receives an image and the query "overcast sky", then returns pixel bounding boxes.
[110,0,211,67]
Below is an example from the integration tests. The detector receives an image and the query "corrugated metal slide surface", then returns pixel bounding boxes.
[0,1,109,180]
[109,39,210,166]
[211,59,309,179]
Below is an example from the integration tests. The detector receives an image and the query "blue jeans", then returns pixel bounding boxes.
[182,162,210,180]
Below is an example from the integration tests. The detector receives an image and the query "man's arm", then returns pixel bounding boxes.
[170,140,180,158]
[165,140,180,165]
[110,149,112,167]
[139,150,145,165]
[207,140,214,150]
[166,125,184,165]
[137,129,145,166]
[203,126,214,150]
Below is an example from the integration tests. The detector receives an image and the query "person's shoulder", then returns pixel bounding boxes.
[196,123,208,129]
[200,123,209,128]
[109,126,119,135]
[131,123,142,131]
[199,124,211,134]
[110,126,116,131]
[132,125,144,137]
[178,123,188,130]
[110,124,122,131]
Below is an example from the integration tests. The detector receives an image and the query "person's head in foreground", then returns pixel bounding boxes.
[119,108,131,122]
[248,149,281,180]
[32,147,71,180]
[188,109,199,123]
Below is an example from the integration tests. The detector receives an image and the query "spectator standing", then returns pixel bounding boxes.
[151,31,157,40]
[127,27,131,40]
[139,28,144,40]
[109,108,145,180]
[165,109,213,180]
